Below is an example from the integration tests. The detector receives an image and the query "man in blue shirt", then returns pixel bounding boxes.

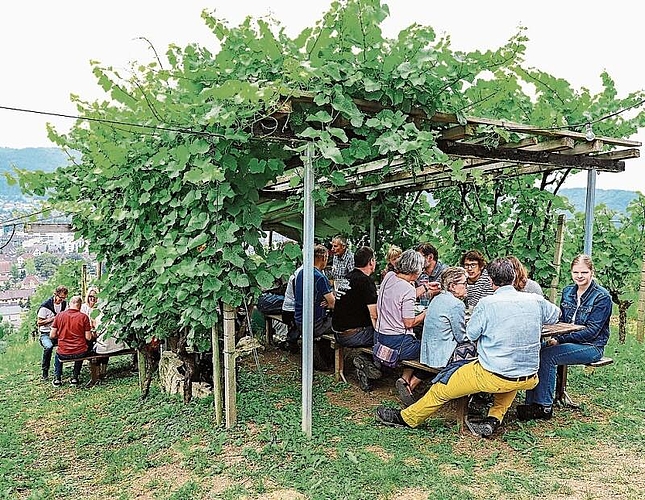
[294,244,336,339]
[376,257,560,438]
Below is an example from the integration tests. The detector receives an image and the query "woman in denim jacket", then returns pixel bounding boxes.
[518,254,611,421]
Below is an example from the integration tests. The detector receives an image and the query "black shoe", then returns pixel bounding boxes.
[466,416,500,438]
[353,356,372,392]
[52,378,62,387]
[41,371,49,381]
[376,406,410,428]
[70,377,79,386]
[353,354,382,379]
[468,393,493,418]
[517,403,553,421]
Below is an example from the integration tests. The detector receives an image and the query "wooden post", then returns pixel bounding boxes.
[81,264,88,300]
[223,303,237,427]
[137,349,146,392]
[96,261,102,281]
[637,253,645,343]
[549,214,566,303]
[212,324,223,425]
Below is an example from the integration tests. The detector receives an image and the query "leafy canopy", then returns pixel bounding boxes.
[13,0,645,349]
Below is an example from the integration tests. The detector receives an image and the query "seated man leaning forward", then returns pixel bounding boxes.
[50,295,95,387]
[294,244,336,339]
[331,246,382,390]
[376,257,560,438]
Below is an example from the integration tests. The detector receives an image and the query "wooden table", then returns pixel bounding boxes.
[541,322,585,407]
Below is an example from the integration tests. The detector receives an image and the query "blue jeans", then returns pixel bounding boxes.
[40,333,56,374]
[54,350,91,379]
[335,326,375,348]
[376,333,420,361]
[525,342,603,407]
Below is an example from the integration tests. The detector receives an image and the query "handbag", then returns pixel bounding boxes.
[373,341,401,369]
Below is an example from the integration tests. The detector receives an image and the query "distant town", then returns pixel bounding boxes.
[0,204,89,330]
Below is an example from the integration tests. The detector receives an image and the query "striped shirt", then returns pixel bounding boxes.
[466,269,494,310]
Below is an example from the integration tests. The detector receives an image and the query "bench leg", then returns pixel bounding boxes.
[334,344,346,383]
[554,365,580,409]
[454,396,468,431]
[89,363,101,387]
[265,318,274,346]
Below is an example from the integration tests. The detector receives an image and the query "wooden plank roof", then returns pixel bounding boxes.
[259,96,641,198]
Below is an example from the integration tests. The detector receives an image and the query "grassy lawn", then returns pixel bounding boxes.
[1,324,644,500]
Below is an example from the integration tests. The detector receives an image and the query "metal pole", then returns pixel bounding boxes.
[583,169,597,256]
[302,143,315,437]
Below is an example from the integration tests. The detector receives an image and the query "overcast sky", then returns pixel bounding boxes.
[1,0,643,193]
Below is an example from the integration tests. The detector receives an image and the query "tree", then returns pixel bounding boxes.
[33,253,61,279]
[13,0,645,355]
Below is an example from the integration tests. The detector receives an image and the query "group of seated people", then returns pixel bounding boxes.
[260,237,612,438]
[39,285,130,386]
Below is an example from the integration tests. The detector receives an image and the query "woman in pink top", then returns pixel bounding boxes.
[375,249,428,406]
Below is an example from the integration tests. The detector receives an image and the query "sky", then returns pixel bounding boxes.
[1,0,643,193]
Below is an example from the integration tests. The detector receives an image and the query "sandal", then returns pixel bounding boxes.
[395,378,417,408]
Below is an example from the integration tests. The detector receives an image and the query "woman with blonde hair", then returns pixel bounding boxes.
[381,244,402,280]
[518,254,611,421]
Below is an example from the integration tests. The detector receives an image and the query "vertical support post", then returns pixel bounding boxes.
[637,253,645,343]
[268,230,274,249]
[96,261,102,281]
[212,323,223,425]
[137,349,146,392]
[302,143,315,438]
[583,169,597,256]
[549,214,566,303]
[369,202,377,251]
[223,303,237,428]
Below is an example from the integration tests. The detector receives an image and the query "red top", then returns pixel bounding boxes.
[53,308,92,355]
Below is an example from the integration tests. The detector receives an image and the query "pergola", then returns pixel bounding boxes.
[257,97,641,250]
[223,97,642,436]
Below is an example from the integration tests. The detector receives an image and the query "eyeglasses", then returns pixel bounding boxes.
[463,263,479,269]
[55,294,67,300]
[88,296,98,300]
[453,281,468,286]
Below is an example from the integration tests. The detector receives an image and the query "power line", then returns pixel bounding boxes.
[0,104,226,139]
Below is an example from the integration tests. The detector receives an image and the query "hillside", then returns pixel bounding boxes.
[0,148,639,214]
[0,147,70,197]
[558,188,638,215]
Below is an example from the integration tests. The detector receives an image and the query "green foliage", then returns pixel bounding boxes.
[33,252,61,279]
[563,194,645,298]
[12,0,645,350]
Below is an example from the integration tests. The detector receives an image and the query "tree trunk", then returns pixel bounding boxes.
[176,327,194,404]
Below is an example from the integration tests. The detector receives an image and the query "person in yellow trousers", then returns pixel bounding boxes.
[376,257,560,438]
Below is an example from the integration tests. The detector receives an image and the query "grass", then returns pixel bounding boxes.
[1,324,644,500]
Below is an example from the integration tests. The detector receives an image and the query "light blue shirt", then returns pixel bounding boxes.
[420,291,467,368]
[466,285,560,377]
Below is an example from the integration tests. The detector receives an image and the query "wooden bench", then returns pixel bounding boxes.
[320,333,468,428]
[59,349,136,387]
[262,313,467,427]
[555,356,614,408]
